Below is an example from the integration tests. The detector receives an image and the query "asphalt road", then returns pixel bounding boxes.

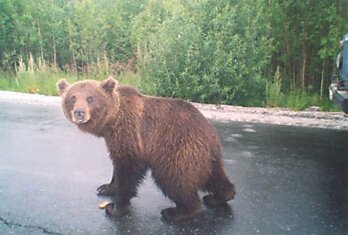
[0,102,347,235]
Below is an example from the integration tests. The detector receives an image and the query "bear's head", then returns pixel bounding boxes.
[57,76,119,136]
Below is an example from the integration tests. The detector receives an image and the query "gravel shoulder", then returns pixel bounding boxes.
[0,90,347,130]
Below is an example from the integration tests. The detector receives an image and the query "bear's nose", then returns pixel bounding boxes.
[74,109,85,120]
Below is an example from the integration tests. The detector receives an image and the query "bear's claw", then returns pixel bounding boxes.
[97,184,116,196]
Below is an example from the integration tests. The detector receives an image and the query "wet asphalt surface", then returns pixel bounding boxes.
[0,102,347,235]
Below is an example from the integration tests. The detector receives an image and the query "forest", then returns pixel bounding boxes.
[0,0,347,110]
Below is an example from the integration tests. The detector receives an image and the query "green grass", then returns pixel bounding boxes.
[265,87,338,112]
[283,90,339,112]
[264,68,338,112]
[0,72,77,96]
[0,70,338,112]
[0,70,151,96]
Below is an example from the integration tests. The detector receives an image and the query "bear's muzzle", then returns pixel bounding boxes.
[72,108,89,124]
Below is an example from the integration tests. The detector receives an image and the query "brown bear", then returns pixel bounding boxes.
[57,76,235,222]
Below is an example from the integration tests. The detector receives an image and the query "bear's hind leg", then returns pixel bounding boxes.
[161,192,201,222]
[203,166,236,208]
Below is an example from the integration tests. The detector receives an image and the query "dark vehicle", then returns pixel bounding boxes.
[329,34,348,114]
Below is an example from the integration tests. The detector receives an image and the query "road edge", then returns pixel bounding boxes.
[1,90,347,130]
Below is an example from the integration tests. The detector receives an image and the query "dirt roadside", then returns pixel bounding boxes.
[194,103,348,130]
[0,91,347,130]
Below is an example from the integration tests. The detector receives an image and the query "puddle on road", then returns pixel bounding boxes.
[225,133,243,142]
[242,124,256,133]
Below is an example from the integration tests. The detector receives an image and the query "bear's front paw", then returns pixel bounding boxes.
[97,184,116,196]
[105,203,129,217]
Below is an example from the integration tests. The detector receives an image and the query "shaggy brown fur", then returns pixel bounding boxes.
[57,76,235,222]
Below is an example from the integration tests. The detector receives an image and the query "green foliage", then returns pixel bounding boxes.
[0,0,345,111]
[133,0,272,105]
[0,0,142,71]
[267,0,348,91]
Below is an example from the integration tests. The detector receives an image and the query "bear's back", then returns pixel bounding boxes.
[113,86,221,161]
[117,86,142,98]
[141,95,220,156]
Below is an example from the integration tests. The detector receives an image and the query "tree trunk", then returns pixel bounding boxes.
[52,36,57,70]
[320,59,326,99]
[301,46,307,90]
[292,64,296,90]
[301,18,308,90]
[37,21,45,70]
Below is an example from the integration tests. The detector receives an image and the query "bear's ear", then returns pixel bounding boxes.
[57,79,70,96]
[101,76,118,94]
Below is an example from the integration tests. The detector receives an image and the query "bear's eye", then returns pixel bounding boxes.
[87,96,93,104]
[69,96,76,104]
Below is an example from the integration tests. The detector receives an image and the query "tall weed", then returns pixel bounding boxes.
[0,53,150,96]
[284,90,337,111]
[265,66,283,107]
[265,66,337,111]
